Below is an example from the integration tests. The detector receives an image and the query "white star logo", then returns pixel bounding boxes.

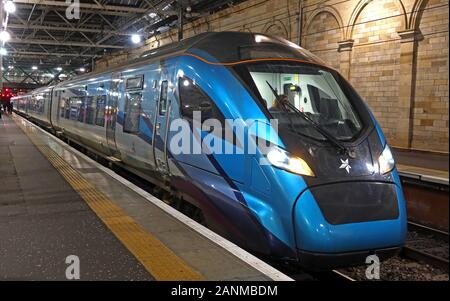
[339,158,351,173]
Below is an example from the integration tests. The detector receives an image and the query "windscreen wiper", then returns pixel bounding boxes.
[266,81,349,155]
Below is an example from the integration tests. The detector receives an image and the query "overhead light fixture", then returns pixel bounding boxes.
[0,48,7,56]
[8,65,13,69]
[56,67,63,71]
[4,1,16,14]
[0,30,11,42]
[148,12,157,18]
[32,66,38,70]
[79,67,86,72]
[131,34,142,44]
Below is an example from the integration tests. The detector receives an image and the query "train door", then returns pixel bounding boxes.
[152,76,170,175]
[106,72,121,156]
[55,90,61,124]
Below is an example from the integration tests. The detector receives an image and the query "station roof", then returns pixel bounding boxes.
[3,1,245,76]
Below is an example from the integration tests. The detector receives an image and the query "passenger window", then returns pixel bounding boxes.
[69,97,81,120]
[159,80,168,116]
[95,95,106,127]
[64,98,70,119]
[86,96,97,125]
[126,76,144,90]
[78,97,87,123]
[58,94,65,118]
[124,92,142,134]
[179,77,224,124]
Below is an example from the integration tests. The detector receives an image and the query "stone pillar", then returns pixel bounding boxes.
[396,29,420,148]
[338,39,354,80]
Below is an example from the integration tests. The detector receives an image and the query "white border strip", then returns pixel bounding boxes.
[17,115,293,281]
[398,171,449,186]
[332,270,356,281]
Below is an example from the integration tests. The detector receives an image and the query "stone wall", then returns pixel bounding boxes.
[95,0,449,153]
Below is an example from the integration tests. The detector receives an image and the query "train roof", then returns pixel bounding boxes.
[11,85,54,100]
[141,31,326,65]
[17,32,327,95]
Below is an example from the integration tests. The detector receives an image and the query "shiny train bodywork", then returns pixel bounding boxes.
[12,32,407,270]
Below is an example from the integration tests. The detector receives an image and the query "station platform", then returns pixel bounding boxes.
[0,114,291,281]
[393,148,449,186]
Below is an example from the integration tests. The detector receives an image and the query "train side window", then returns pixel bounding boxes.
[69,97,81,120]
[77,97,87,123]
[39,94,45,114]
[95,95,106,127]
[63,98,70,119]
[86,96,97,125]
[159,80,168,116]
[124,92,142,134]
[179,77,224,124]
[126,76,144,90]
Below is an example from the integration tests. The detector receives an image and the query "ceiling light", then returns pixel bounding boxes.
[0,48,7,56]
[79,67,86,72]
[149,12,157,18]
[8,65,13,69]
[131,34,142,44]
[0,31,11,42]
[4,1,16,14]
[56,67,63,71]
[32,66,38,70]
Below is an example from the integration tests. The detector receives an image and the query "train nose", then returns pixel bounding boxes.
[293,181,407,269]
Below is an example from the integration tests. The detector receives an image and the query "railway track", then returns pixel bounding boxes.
[401,222,449,272]
[268,261,356,281]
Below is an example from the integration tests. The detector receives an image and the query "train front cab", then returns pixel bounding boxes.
[236,59,408,270]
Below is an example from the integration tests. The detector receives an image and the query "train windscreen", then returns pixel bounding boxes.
[240,62,363,142]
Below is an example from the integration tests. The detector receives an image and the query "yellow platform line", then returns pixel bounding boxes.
[14,117,203,281]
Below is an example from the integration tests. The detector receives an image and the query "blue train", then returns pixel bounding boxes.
[13,32,407,270]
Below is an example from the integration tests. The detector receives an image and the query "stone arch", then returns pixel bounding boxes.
[304,6,345,41]
[262,20,289,39]
[346,0,408,39]
[410,0,429,29]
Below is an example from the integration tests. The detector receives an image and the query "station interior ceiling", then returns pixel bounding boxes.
[1,0,244,89]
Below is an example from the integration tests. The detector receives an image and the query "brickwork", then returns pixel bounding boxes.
[412,0,449,151]
[95,0,449,152]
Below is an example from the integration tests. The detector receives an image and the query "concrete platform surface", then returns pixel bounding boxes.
[393,149,449,185]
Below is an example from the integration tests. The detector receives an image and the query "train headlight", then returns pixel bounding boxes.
[378,145,395,174]
[266,146,315,177]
